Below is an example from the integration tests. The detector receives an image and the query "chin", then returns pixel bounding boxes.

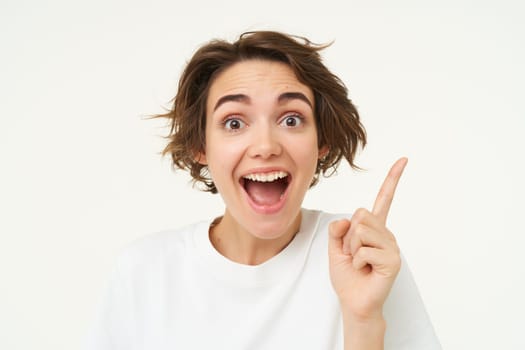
[243,206,302,240]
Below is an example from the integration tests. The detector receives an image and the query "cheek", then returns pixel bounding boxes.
[205,138,244,180]
[293,137,320,173]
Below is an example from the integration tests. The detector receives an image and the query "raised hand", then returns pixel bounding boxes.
[328,157,408,321]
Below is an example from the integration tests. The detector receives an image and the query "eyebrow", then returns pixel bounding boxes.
[213,91,313,111]
[277,92,313,109]
[213,94,250,111]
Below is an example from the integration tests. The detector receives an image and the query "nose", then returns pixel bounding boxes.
[247,123,282,159]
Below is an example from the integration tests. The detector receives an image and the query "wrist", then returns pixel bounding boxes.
[341,308,386,350]
[339,298,384,323]
[343,312,386,332]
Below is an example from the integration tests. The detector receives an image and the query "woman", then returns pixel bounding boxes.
[87,31,440,349]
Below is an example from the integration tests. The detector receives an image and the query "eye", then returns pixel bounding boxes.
[223,117,246,131]
[280,114,304,128]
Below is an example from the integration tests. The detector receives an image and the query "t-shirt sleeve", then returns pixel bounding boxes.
[383,253,442,349]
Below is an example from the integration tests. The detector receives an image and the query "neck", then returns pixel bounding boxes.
[209,211,302,266]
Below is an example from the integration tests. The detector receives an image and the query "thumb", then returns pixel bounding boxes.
[328,219,351,256]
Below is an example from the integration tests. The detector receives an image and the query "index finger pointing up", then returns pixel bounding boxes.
[372,157,408,224]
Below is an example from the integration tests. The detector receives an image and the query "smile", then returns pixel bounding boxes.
[240,170,291,212]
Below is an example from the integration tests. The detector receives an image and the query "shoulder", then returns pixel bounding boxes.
[113,220,208,274]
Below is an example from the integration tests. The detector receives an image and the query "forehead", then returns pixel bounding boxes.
[206,59,314,111]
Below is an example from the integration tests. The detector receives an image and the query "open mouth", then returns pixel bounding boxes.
[241,171,291,206]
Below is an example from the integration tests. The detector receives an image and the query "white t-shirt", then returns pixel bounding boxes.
[86,208,441,349]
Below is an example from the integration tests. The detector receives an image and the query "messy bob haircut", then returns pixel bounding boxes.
[157,31,367,193]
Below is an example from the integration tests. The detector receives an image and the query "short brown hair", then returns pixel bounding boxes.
[157,31,366,193]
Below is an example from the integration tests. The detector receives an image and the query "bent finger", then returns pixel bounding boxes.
[328,219,350,256]
[352,246,401,276]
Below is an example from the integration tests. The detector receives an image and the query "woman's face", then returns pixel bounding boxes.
[200,59,325,240]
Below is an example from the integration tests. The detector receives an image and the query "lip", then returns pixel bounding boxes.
[239,167,292,215]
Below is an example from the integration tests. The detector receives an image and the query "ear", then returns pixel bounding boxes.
[318,145,329,159]
[194,151,208,165]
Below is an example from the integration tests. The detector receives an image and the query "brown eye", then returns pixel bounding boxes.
[224,118,245,130]
[280,114,303,128]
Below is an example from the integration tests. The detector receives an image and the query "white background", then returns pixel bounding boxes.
[1,0,524,349]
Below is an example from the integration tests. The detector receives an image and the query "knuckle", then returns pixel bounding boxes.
[353,223,365,236]
[394,243,400,255]
[356,247,368,260]
[387,231,397,243]
[349,235,362,255]
[352,226,366,243]
[352,208,368,222]
[391,252,402,269]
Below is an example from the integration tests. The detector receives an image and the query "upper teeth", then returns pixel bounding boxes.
[243,171,288,182]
